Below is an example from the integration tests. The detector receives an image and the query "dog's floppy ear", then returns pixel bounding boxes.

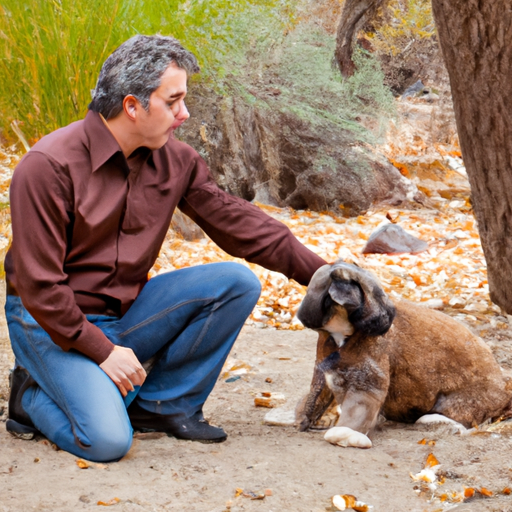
[297,264,332,329]
[329,262,395,336]
[327,280,363,315]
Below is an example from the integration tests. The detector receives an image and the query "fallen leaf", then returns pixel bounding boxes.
[76,459,90,469]
[242,490,265,500]
[410,469,437,483]
[97,497,120,506]
[254,392,286,408]
[425,453,440,468]
[464,487,475,499]
[332,495,347,510]
[331,494,370,511]
[417,438,435,445]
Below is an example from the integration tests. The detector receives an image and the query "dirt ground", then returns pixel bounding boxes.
[2,285,512,512]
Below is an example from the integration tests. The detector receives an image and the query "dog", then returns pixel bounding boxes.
[295,261,512,448]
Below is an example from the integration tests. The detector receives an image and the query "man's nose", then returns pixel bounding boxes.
[177,101,189,121]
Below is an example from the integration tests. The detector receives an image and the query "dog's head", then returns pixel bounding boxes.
[297,261,396,342]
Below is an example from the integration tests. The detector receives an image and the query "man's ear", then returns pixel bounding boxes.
[122,95,140,121]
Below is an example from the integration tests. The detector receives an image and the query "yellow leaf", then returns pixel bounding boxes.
[464,487,475,499]
[97,497,120,506]
[425,453,439,468]
[76,459,90,469]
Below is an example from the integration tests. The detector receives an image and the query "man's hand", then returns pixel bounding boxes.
[99,346,147,397]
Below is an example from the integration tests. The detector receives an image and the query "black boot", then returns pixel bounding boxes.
[128,402,227,443]
[6,367,39,440]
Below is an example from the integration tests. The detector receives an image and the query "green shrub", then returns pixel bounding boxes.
[0,0,295,141]
[234,24,395,143]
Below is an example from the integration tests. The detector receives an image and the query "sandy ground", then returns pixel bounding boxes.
[2,285,512,512]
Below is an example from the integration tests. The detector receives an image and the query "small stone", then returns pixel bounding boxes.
[264,407,296,426]
[362,224,428,254]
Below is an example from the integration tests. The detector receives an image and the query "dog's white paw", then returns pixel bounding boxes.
[415,414,467,433]
[324,427,372,448]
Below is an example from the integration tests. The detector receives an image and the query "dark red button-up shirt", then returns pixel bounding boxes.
[5,111,326,364]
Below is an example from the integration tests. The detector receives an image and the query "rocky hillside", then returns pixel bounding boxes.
[175,0,459,217]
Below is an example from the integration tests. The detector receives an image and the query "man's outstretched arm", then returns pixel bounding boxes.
[179,154,328,284]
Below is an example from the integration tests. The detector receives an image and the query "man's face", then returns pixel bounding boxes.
[135,63,189,150]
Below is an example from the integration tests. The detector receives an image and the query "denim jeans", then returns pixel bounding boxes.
[6,262,261,462]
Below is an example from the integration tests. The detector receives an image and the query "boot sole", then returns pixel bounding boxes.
[166,432,227,443]
[6,419,39,440]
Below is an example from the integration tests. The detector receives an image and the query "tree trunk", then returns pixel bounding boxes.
[335,0,386,77]
[431,0,512,313]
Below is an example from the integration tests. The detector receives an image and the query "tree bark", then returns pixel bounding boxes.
[335,0,386,76]
[431,0,512,313]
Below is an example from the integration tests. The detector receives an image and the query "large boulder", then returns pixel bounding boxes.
[175,84,419,216]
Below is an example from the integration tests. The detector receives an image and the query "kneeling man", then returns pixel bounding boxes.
[5,35,326,461]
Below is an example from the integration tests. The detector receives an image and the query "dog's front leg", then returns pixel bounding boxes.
[296,367,334,431]
[324,389,386,448]
[296,332,338,431]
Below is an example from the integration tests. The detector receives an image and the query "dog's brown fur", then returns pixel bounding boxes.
[296,262,512,438]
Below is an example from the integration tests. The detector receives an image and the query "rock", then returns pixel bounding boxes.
[175,85,420,216]
[401,79,425,100]
[263,407,296,426]
[362,224,428,254]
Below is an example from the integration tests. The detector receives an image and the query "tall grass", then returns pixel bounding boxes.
[0,0,296,141]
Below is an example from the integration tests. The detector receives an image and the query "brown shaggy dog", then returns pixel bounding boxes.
[296,261,512,448]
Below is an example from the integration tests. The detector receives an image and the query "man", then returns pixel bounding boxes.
[5,35,326,462]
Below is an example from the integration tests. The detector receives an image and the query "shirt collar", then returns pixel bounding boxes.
[84,110,124,173]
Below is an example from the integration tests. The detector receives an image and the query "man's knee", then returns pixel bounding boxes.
[83,421,133,462]
[219,262,261,299]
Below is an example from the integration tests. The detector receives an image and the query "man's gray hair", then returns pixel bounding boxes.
[89,35,200,119]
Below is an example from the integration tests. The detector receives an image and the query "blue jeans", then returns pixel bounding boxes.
[6,262,261,462]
